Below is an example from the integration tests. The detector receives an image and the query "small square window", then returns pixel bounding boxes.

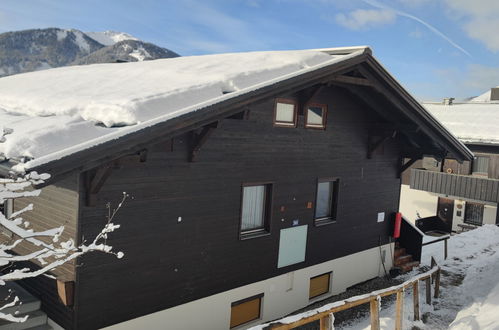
[240,184,272,238]
[305,103,327,129]
[314,178,339,224]
[230,294,263,328]
[274,99,297,127]
[309,272,331,299]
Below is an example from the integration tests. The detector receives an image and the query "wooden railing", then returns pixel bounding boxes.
[263,259,441,330]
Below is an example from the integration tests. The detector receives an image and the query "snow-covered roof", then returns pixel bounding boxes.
[0,47,368,172]
[424,102,499,145]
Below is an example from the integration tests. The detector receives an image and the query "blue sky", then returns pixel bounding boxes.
[1,0,498,101]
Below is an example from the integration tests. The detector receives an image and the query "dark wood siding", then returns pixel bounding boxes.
[411,168,499,203]
[75,86,401,329]
[12,173,79,280]
[12,173,79,329]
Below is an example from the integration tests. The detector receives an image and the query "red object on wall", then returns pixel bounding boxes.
[393,212,402,238]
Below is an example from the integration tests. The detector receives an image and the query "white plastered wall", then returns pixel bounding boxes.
[452,199,497,231]
[103,244,393,330]
[399,184,438,224]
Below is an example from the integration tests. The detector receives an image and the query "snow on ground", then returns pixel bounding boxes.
[0,48,365,171]
[85,31,139,46]
[343,225,499,330]
[257,225,499,330]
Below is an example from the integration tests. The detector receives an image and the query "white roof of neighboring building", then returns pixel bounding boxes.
[0,47,368,172]
[469,86,499,103]
[424,101,499,145]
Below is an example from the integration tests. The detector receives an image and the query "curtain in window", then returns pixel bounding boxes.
[241,186,265,231]
[315,182,332,219]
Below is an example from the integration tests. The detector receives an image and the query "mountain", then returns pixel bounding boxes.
[73,39,179,65]
[0,28,179,77]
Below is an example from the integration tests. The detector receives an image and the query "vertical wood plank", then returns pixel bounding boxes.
[395,290,404,330]
[431,257,436,283]
[320,314,333,330]
[413,282,420,321]
[370,297,380,330]
[434,268,441,298]
[444,239,448,260]
[425,278,431,304]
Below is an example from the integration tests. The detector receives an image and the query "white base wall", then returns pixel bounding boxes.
[399,184,497,230]
[103,244,393,330]
[399,184,438,223]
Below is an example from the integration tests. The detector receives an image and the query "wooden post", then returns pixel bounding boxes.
[434,267,441,298]
[444,239,448,260]
[370,297,380,330]
[413,281,420,321]
[319,314,333,330]
[395,290,404,330]
[431,257,437,283]
[425,278,431,304]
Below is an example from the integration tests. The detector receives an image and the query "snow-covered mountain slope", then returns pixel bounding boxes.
[0,28,178,77]
[0,28,102,77]
[85,31,139,46]
[73,39,179,64]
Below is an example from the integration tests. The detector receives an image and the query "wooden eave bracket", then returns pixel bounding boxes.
[85,163,113,206]
[399,157,419,178]
[189,121,219,162]
[367,130,396,159]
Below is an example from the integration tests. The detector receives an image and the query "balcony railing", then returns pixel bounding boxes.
[410,168,499,203]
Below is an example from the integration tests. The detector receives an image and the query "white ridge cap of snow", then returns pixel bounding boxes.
[0,47,366,172]
[86,31,139,46]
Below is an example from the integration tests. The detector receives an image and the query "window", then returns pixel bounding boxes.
[0,199,13,238]
[305,103,327,129]
[240,184,272,237]
[309,272,331,299]
[472,156,489,176]
[464,202,484,226]
[274,98,297,127]
[314,178,339,224]
[0,199,12,218]
[230,294,263,328]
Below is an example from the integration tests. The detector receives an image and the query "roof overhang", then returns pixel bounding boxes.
[0,47,473,181]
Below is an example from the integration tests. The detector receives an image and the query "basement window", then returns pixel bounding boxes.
[240,184,272,238]
[464,202,484,226]
[305,103,327,129]
[314,178,339,225]
[309,272,331,299]
[274,98,297,127]
[230,294,263,328]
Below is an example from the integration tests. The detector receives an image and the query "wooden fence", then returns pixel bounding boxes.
[266,259,441,330]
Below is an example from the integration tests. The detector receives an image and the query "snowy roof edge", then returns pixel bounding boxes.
[6,47,370,175]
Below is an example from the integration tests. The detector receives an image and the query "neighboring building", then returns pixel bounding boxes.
[400,87,499,232]
[0,47,471,330]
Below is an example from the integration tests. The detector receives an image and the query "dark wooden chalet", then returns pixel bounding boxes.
[0,46,472,329]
